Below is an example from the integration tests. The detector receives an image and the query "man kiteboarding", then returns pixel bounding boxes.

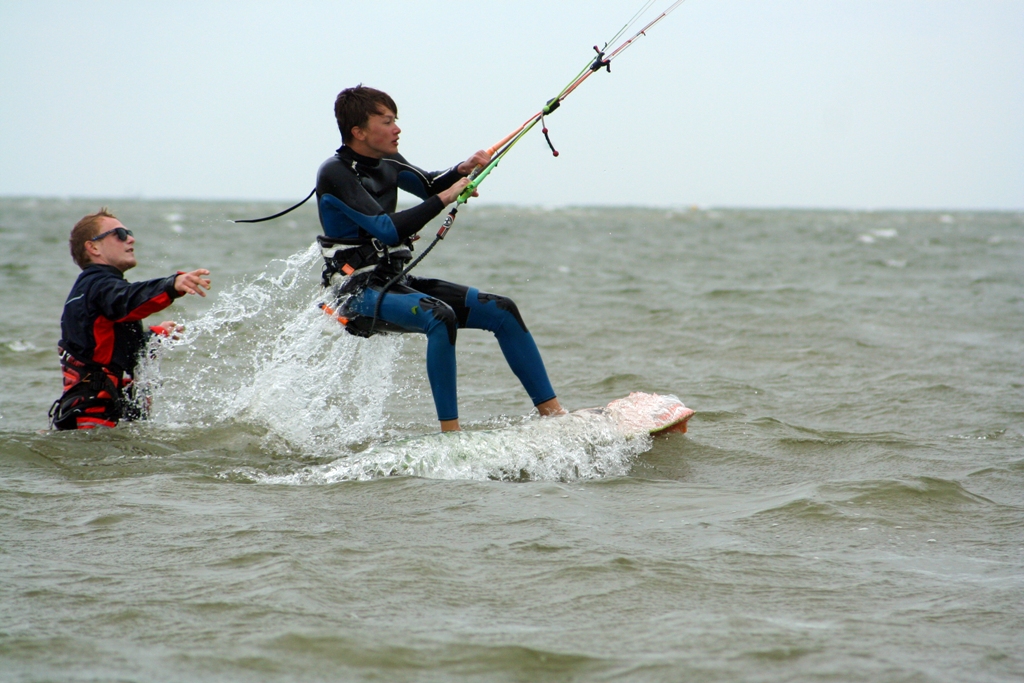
[316,86,565,432]
[230,3,690,435]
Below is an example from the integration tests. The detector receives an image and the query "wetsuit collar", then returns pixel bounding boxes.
[83,263,126,278]
[338,145,381,168]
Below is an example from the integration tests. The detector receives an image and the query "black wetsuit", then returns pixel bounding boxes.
[316,146,557,422]
[52,264,181,430]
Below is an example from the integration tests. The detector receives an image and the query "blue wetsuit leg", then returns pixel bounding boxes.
[408,277,557,408]
[347,277,557,422]
[347,284,460,422]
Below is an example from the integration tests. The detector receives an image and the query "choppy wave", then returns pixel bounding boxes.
[748,476,1005,528]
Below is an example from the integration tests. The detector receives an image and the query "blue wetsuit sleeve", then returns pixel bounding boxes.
[320,194,444,244]
[320,193,400,243]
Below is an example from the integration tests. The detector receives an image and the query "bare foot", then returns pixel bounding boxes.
[536,398,567,417]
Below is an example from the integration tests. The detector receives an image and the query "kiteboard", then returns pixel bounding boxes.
[573,391,694,436]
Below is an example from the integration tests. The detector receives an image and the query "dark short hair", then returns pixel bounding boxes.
[69,207,116,269]
[334,85,397,144]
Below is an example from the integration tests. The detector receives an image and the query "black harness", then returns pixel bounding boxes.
[49,348,130,430]
[317,236,414,338]
[316,235,406,286]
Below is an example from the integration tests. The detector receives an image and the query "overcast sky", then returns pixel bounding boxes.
[1,1,1021,210]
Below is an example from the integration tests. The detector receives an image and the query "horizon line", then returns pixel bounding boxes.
[1,194,1022,215]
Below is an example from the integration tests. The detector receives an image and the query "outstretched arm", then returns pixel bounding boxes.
[150,269,211,338]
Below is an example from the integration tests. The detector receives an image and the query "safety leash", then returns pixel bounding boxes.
[234,187,315,224]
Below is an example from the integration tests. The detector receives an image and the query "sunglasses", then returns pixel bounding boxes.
[89,227,133,242]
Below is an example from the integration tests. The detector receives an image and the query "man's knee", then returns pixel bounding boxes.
[420,297,458,345]
[477,292,528,332]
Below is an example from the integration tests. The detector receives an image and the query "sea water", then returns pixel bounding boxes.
[1,198,1022,682]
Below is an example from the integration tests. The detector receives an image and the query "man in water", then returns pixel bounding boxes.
[51,208,212,430]
[316,85,564,432]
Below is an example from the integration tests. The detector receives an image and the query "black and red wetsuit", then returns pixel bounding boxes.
[52,264,182,430]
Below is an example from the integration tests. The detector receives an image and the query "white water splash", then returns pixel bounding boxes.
[251,409,651,483]
[135,244,663,481]
[136,244,406,451]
